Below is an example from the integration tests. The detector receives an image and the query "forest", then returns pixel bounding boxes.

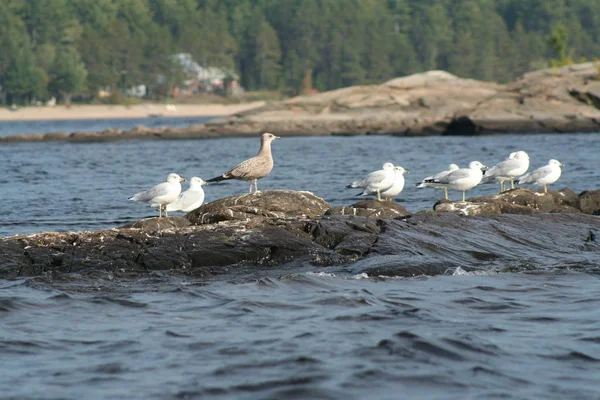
[0,0,599,104]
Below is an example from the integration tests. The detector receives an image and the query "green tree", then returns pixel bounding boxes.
[49,46,87,105]
[4,46,37,103]
[547,22,573,66]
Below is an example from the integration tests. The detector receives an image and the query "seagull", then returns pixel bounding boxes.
[381,166,408,202]
[481,151,530,192]
[515,159,563,193]
[424,161,487,202]
[346,162,396,201]
[166,177,207,213]
[129,173,186,217]
[206,133,280,194]
[416,163,460,200]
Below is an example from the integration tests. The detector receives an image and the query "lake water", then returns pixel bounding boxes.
[0,116,214,137]
[1,124,600,399]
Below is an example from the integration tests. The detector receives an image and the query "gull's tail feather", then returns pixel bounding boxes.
[206,174,230,183]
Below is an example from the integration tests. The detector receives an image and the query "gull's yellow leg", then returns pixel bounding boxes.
[462,191,466,202]
[377,191,382,201]
[444,187,448,200]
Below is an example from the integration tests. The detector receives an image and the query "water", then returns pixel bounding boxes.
[1,132,598,237]
[1,129,600,399]
[0,116,214,137]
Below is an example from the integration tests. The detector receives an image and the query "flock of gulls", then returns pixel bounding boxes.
[128,133,564,217]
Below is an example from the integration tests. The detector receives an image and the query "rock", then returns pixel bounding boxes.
[326,200,409,219]
[307,215,381,256]
[578,190,600,215]
[119,217,191,230]
[2,199,600,281]
[469,188,559,212]
[186,190,330,226]
[434,201,540,216]
[434,188,598,215]
[3,63,600,143]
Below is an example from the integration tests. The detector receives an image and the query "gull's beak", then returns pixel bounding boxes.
[482,165,488,169]
[560,163,565,167]
[180,177,186,182]
[201,180,207,185]
[275,135,281,140]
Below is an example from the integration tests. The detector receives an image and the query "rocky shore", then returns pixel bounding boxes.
[1,189,599,281]
[1,63,599,144]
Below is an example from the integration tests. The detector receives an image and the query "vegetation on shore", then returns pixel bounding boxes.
[1,0,599,106]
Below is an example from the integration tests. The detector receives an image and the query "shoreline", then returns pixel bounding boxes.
[0,102,265,121]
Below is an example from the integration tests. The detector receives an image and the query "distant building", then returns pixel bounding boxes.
[171,53,242,96]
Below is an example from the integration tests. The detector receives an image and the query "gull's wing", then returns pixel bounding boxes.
[520,165,553,183]
[225,156,270,179]
[130,182,170,202]
[167,189,204,212]
[486,158,521,178]
[438,168,472,184]
[364,169,388,186]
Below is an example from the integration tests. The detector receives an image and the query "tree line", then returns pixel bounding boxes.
[0,0,599,105]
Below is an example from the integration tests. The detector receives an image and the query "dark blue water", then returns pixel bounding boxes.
[1,133,598,237]
[1,129,600,399]
[0,116,214,137]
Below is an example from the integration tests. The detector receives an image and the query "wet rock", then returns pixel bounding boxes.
[326,200,409,219]
[359,212,600,277]
[578,190,600,215]
[307,215,381,256]
[187,190,330,226]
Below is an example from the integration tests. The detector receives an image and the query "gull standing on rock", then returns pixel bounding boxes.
[381,166,408,202]
[207,133,280,194]
[128,173,186,217]
[481,151,530,192]
[425,161,487,202]
[346,162,396,201]
[166,177,207,213]
[515,159,563,193]
[416,163,460,200]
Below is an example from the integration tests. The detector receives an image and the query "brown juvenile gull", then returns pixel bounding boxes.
[207,133,280,194]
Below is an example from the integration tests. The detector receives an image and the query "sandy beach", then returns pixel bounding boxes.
[0,102,265,121]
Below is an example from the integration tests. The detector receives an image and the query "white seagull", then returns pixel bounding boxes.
[166,177,207,213]
[346,162,396,201]
[515,159,563,193]
[481,151,530,192]
[380,166,408,202]
[424,161,487,202]
[416,163,460,200]
[128,173,186,217]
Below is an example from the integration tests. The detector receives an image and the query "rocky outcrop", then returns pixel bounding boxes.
[1,189,599,281]
[325,200,409,218]
[186,190,330,226]
[578,190,600,215]
[2,64,600,143]
[434,188,595,216]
